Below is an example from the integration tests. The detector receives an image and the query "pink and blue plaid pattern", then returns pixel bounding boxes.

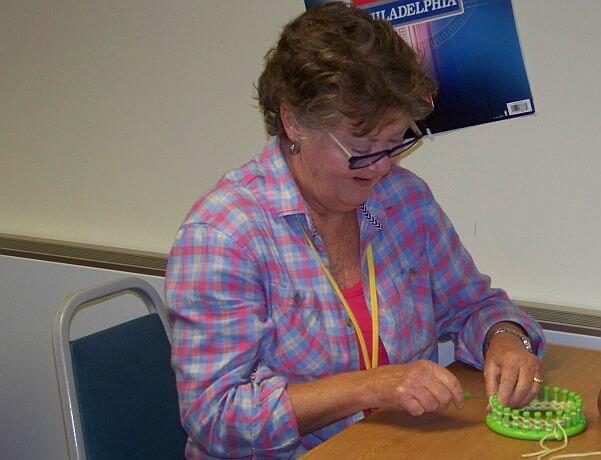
[165,138,546,458]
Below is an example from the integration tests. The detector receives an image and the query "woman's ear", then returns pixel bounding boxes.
[279,104,302,141]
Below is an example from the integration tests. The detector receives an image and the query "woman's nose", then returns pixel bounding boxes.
[367,154,392,175]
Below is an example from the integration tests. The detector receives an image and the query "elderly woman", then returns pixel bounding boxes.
[166,3,546,458]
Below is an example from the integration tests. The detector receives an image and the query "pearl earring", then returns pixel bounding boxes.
[289,142,300,155]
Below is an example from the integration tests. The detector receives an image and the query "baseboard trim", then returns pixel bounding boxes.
[2,233,600,336]
[0,233,166,276]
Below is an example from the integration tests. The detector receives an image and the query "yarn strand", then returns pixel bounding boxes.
[519,417,601,460]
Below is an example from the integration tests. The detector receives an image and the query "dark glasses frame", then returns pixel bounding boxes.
[327,120,424,170]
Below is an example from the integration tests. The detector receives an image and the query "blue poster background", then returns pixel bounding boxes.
[304,0,535,134]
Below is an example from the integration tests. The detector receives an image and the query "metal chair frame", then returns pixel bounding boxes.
[52,277,173,460]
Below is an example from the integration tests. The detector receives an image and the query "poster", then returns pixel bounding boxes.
[303,0,535,135]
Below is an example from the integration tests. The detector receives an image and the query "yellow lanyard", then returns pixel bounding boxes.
[296,216,380,369]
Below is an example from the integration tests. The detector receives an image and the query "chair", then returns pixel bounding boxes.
[53,277,187,460]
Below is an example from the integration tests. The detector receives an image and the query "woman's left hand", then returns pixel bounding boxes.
[483,328,543,408]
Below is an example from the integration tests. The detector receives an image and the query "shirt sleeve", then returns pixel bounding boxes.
[424,193,547,369]
[165,222,301,458]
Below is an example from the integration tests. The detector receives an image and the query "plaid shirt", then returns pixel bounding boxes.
[165,137,546,459]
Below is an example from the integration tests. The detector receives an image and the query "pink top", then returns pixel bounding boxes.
[341,280,390,370]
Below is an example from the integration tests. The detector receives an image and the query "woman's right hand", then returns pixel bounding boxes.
[366,360,465,415]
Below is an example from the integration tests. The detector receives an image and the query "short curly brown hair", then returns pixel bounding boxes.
[257,2,437,138]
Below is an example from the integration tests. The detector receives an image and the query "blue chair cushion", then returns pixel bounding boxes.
[70,313,187,459]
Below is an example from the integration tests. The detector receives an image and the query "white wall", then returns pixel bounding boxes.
[1,1,600,309]
[0,255,163,460]
[402,1,601,311]
[1,0,304,253]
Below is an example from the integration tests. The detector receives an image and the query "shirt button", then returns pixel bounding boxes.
[345,317,353,327]
[293,292,301,303]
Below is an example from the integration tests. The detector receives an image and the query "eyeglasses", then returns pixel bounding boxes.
[327,121,424,170]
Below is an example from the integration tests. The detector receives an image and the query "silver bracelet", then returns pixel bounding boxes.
[487,327,533,353]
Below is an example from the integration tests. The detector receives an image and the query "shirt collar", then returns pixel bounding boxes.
[360,173,395,231]
[259,137,308,218]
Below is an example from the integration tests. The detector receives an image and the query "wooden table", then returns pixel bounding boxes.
[302,345,601,459]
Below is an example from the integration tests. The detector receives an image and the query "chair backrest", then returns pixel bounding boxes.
[53,277,187,460]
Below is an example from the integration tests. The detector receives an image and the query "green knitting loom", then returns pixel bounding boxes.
[486,385,587,441]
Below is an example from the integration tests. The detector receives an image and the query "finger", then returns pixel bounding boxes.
[515,356,544,407]
[509,366,535,408]
[402,396,426,416]
[412,386,441,413]
[435,366,465,409]
[526,369,545,404]
[497,363,519,407]
[426,378,455,412]
[483,359,501,398]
